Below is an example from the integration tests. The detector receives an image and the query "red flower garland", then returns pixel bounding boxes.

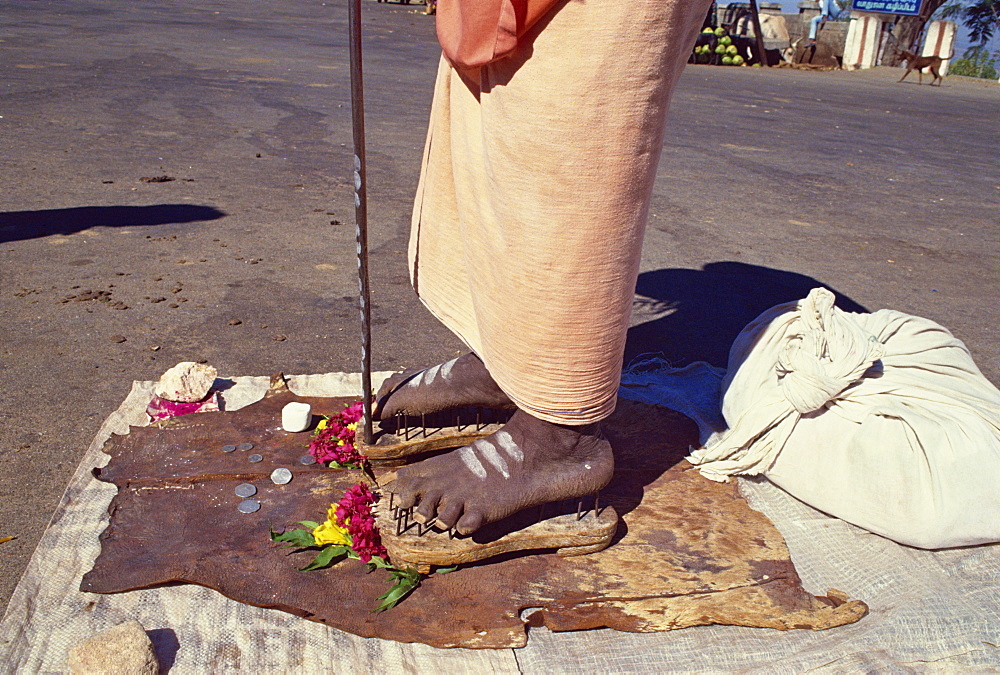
[335,483,386,563]
[308,401,366,466]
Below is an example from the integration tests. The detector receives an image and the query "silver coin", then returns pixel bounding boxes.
[238,442,254,451]
[221,444,237,453]
[299,454,317,466]
[270,468,293,485]
[247,453,263,463]
[235,483,257,498]
[237,499,261,514]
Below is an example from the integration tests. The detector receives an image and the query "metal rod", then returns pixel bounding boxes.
[348,0,374,445]
[747,0,769,67]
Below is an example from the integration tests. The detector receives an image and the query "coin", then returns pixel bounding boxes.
[238,442,254,451]
[237,499,261,514]
[299,454,317,466]
[270,468,292,485]
[248,454,263,463]
[221,444,237,453]
[235,483,257,498]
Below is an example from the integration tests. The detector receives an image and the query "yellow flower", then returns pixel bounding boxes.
[316,418,329,431]
[312,504,351,547]
[346,422,358,432]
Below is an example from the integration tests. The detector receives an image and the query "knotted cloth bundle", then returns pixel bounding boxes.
[676,287,1000,549]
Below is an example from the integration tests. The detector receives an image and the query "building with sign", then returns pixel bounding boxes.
[844,0,956,72]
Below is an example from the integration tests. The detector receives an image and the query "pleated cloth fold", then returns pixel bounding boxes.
[409,0,710,424]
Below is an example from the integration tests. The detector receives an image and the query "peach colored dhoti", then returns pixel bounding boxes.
[409,0,709,424]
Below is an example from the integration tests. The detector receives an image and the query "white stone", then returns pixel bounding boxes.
[153,361,217,402]
[68,620,159,675]
[282,401,312,432]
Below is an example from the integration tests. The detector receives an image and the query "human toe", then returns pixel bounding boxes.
[435,499,465,530]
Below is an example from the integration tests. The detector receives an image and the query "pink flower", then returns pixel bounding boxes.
[335,483,386,563]
[307,401,367,467]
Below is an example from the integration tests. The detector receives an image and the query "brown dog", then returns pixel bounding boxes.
[898,49,954,86]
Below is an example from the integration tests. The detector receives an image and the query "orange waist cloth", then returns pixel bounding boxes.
[410,0,710,424]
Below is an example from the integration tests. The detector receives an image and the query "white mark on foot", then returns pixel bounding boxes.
[494,429,523,462]
[584,464,592,470]
[459,446,488,479]
[439,356,458,381]
[474,438,509,479]
[424,363,441,386]
[406,369,426,389]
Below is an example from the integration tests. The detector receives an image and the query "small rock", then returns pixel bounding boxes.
[273,335,287,342]
[150,297,166,304]
[154,361,217,402]
[168,303,179,309]
[68,619,159,675]
[228,319,242,326]
[110,335,127,344]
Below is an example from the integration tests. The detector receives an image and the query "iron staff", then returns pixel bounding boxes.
[348,0,375,445]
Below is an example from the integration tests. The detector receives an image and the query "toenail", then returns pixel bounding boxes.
[584,464,592,470]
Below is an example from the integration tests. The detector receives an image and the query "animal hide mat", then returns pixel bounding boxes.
[80,383,867,649]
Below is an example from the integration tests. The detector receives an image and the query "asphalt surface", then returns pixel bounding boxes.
[1,0,998,616]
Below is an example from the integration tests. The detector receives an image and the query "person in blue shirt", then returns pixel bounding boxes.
[809,0,840,43]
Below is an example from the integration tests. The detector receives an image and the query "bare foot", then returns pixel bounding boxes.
[374,353,513,420]
[387,409,614,534]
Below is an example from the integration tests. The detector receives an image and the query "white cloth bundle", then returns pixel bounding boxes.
[623,288,1000,549]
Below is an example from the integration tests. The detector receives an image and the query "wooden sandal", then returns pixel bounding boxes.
[375,493,618,573]
[359,407,513,465]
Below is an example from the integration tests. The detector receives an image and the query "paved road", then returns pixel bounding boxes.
[1,0,998,614]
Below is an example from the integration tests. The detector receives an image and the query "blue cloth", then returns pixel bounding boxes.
[809,0,839,40]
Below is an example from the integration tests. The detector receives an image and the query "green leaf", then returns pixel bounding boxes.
[300,545,349,571]
[394,568,422,584]
[374,575,421,612]
[271,528,316,548]
[327,461,361,470]
[435,565,458,574]
[297,520,321,531]
[366,556,394,570]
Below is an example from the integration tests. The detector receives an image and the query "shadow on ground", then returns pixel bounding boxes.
[626,261,869,368]
[0,204,227,242]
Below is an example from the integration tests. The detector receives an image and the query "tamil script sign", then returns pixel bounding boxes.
[851,0,924,15]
